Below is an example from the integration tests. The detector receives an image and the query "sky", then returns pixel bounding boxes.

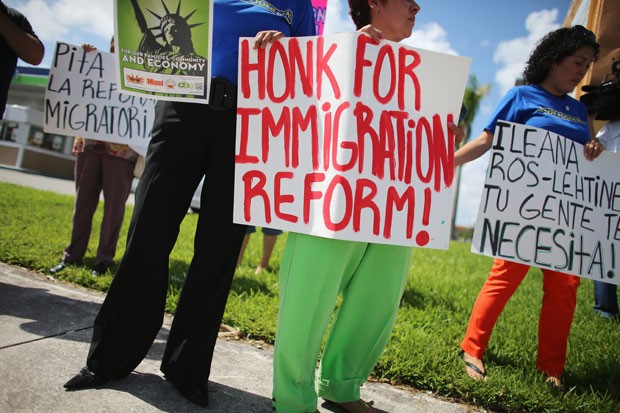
[6,0,573,227]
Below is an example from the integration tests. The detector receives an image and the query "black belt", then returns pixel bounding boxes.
[209,77,237,110]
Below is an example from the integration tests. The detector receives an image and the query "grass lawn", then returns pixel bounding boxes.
[0,182,618,412]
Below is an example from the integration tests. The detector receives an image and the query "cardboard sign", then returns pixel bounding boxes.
[114,0,213,103]
[312,0,328,35]
[472,121,620,285]
[44,42,156,145]
[233,33,471,249]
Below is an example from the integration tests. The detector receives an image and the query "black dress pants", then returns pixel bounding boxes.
[85,101,247,392]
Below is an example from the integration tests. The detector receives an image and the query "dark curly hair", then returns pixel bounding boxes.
[348,0,386,30]
[522,25,600,85]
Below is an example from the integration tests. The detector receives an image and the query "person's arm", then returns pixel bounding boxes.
[358,24,385,43]
[582,114,605,161]
[0,8,44,65]
[454,130,494,167]
[449,122,465,146]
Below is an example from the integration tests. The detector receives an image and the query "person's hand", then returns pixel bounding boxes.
[358,24,384,44]
[583,138,605,161]
[253,30,285,49]
[81,43,97,52]
[449,122,465,146]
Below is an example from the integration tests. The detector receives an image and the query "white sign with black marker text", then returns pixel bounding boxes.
[472,121,619,285]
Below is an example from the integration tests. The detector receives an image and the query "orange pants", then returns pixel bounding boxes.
[460,259,580,377]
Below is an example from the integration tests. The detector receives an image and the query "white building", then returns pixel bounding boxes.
[1,66,76,178]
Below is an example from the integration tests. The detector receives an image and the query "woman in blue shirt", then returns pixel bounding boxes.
[455,25,603,391]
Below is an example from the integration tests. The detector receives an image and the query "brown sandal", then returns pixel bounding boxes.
[324,399,379,413]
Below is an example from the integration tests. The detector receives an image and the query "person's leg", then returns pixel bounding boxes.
[160,105,247,397]
[317,243,411,404]
[83,102,210,380]
[537,270,580,379]
[273,234,364,413]
[593,280,619,319]
[256,228,282,273]
[63,152,104,263]
[95,155,135,268]
[237,226,254,267]
[460,259,529,378]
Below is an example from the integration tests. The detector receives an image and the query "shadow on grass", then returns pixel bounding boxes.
[169,259,190,285]
[230,274,275,296]
[400,285,460,314]
[399,285,424,308]
[569,359,620,403]
[169,258,275,297]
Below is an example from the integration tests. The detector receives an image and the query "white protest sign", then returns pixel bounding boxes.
[472,121,620,285]
[233,33,471,249]
[44,41,156,144]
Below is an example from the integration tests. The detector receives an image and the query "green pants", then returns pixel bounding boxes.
[272,233,412,412]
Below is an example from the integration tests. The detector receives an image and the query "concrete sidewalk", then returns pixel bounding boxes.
[0,262,483,413]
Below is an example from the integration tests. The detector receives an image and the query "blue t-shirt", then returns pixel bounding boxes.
[484,85,590,144]
[212,0,315,85]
